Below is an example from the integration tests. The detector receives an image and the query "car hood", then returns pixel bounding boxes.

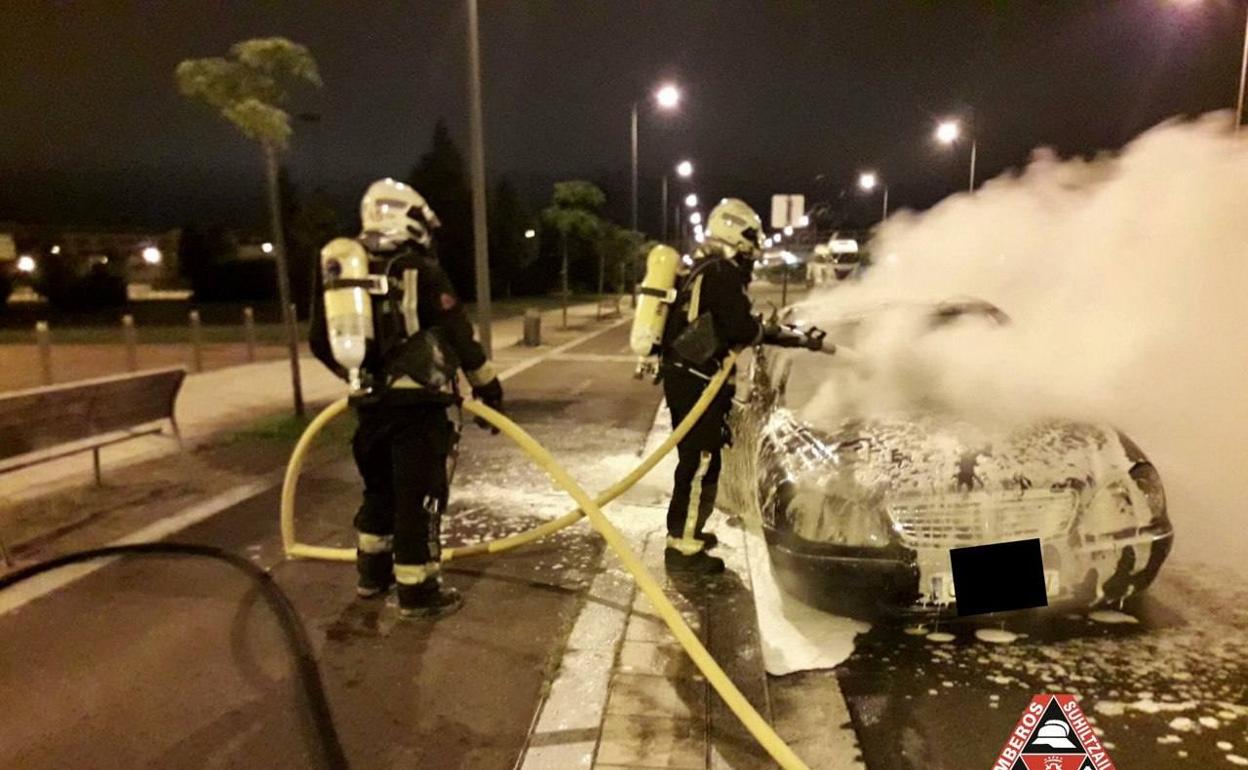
[789,412,1141,498]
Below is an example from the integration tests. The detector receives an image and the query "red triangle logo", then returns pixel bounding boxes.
[991,695,1117,770]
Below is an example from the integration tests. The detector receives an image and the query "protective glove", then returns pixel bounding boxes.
[762,323,826,352]
[471,378,504,434]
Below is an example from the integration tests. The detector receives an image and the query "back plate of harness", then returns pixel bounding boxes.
[666,258,727,370]
[383,327,461,400]
[670,313,720,368]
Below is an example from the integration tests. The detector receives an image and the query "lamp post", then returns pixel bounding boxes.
[858,171,890,222]
[1238,5,1248,132]
[631,82,682,238]
[661,159,694,241]
[466,0,493,355]
[936,118,977,192]
[1169,0,1248,132]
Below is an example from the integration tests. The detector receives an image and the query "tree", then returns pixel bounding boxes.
[410,120,474,298]
[542,181,608,327]
[599,226,645,293]
[176,36,321,416]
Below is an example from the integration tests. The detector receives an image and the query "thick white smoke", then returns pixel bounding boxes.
[797,112,1248,568]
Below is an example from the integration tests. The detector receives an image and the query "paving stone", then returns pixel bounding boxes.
[617,640,703,680]
[606,672,707,721]
[594,713,706,769]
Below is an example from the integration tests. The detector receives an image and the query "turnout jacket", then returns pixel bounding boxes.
[660,254,762,375]
[309,243,495,404]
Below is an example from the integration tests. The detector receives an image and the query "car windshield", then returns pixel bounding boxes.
[777,300,1009,422]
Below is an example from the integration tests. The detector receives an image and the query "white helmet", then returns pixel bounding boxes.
[359,178,441,252]
[705,198,763,259]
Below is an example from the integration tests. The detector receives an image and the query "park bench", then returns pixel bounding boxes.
[0,367,186,564]
[0,367,186,486]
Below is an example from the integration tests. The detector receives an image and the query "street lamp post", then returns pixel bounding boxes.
[466,0,493,355]
[858,171,890,223]
[661,159,693,242]
[631,82,682,239]
[680,192,698,253]
[936,118,977,192]
[630,103,639,232]
[1171,0,1248,132]
[1237,4,1248,132]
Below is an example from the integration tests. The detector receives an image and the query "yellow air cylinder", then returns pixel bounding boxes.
[320,237,373,392]
[630,244,680,359]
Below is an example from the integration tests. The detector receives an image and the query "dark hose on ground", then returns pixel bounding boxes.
[0,543,350,770]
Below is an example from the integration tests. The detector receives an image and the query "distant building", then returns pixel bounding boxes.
[9,224,183,290]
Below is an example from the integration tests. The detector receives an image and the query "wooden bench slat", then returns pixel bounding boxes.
[0,368,186,463]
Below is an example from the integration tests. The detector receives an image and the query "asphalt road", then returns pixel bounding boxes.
[815,560,1248,769]
[0,321,664,770]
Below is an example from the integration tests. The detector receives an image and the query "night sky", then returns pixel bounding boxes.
[1,0,1242,233]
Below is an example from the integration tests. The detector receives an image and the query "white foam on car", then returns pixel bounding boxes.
[795,113,1248,573]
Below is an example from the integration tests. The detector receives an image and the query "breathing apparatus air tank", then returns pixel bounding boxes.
[630,244,681,378]
[320,238,374,393]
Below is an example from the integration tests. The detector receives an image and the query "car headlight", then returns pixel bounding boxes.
[1128,462,1166,523]
[1084,464,1165,534]
[788,485,893,547]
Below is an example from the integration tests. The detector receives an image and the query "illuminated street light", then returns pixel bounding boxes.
[261,242,274,254]
[684,193,698,208]
[783,226,794,236]
[524,229,536,239]
[859,170,890,222]
[935,117,978,192]
[50,244,61,255]
[662,158,694,241]
[797,215,810,228]
[654,83,681,110]
[632,80,684,243]
[16,255,35,273]
[141,246,162,265]
[935,120,961,144]
[689,211,703,226]
[763,237,774,249]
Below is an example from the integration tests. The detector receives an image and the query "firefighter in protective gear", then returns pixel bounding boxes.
[309,178,504,618]
[659,198,823,575]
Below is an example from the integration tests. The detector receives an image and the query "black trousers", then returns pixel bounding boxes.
[352,403,454,570]
[662,364,732,551]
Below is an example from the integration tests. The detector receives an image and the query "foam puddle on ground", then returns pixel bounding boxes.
[742,528,870,675]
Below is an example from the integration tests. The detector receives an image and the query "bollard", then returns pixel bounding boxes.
[522,308,541,347]
[122,314,138,372]
[35,321,53,385]
[189,310,203,373]
[243,306,257,363]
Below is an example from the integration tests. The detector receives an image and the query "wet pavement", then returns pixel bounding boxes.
[0,319,664,770]
[4,308,1246,769]
[794,559,1248,769]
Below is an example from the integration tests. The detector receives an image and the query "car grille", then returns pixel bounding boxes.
[886,490,1078,549]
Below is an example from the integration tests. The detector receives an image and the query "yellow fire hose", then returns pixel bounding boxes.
[278,351,815,769]
[280,353,739,563]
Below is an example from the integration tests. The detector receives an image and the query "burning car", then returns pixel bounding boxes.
[719,299,1174,616]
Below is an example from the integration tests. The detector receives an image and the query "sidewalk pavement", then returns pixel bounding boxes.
[0,298,622,505]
